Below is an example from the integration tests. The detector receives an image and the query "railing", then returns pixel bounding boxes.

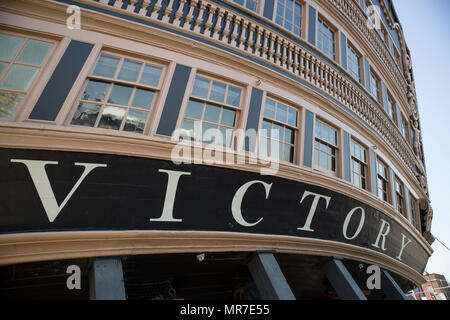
[75,0,417,178]
[327,0,409,107]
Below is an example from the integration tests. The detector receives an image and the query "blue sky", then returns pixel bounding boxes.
[394,0,450,282]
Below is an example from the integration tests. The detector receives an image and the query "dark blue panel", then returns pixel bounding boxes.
[308,6,316,46]
[365,59,371,91]
[29,41,94,121]
[396,105,402,127]
[156,64,192,136]
[303,110,314,168]
[390,167,397,209]
[371,151,377,196]
[341,33,347,70]
[343,131,351,182]
[263,0,275,20]
[244,87,263,152]
[382,82,388,113]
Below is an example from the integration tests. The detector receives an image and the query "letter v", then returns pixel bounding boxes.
[11,159,107,223]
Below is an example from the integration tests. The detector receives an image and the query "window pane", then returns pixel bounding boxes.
[181,119,197,140]
[202,123,218,144]
[204,104,221,123]
[0,34,23,61]
[270,140,281,160]
[276,103,287,123]
[272,123,284,141]
[16,40,52,66]
[93,54,120,78]
[185,99,204,119]
[71,103,101,127]
[0,91,24,118]
[288,108,297,126]
[284,145,293,163]
[320,152,327,169]
[285,127,294,144]
[315,120,321,138]
[192,77,210,98]
[210,81,226,102]
[218,127,233,147]
[98,107,125,130]
[82,80,110,102]
[140,64,162,87]
[0,65,39,91]
[221,108,236,127]
[0,62,7,76]
[259,137,269,158]
[124,110,147,133]
[131,88,154,110]
[233,0,244,5]
[246,0,257,11]
[226,86,241,107]
[262,120,272,137]
[322,124,330,142]
[118,59,142,82]
[264,99,276,118]
[108,84,133,105]
[314,149,319,165]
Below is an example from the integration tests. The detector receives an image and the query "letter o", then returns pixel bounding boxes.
[342,207,365,240]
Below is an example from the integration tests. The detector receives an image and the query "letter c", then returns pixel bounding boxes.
[231,180,272,227]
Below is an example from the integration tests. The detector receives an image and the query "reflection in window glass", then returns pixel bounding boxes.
[261,98,297,163]
[275,0,302,36]
[82,81,110,102]
[108,84,133,105]
[0,92,24,118]
[131,89,154,110]
[70,103,101,127]
[0,62,7,76]
[0,34,53,119]
[124,110,147,133]
[0,65,39,91]
[204,104,221,123]
[72,53,162,133]
[118,59,142,83]
[192,77,210,99]
[16,40,52,66]
[314,120,337,172]
[226,86,241,107]
[93,54,120,78]
[140,65,162,87]
[0,34,23,61]
[210,81,226,103]
[98,106,125,130]
[185,99,204,119]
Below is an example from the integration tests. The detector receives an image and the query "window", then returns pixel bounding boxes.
[376,159,389,202]
[410,194,420,231]
[400,114,408,141]
[351,140,368,190]
[0,33,53,119]
[233,0,258,12]
[386,93,397,123]
[369,70,380,101]
[380,24,389,47]
[180,75,242,147]
[393,46,402,68]
[317,18,335,60]
[275,0,302,37]
[314,119,338,173]
[259,98,298,163]
[394,176,405,216]
[347,44,361,82]
[70,54,163,133]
